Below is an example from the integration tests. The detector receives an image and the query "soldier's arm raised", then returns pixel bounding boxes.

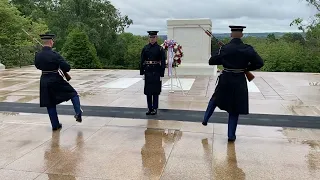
[209,46,224,65]
[246,46,264,71]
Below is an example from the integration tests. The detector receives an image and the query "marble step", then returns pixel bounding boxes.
[167,63,218,76]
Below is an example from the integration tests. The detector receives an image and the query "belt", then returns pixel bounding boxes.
[42,70,58,74]
[216,68,245,86]
[145,61,160,65]
[222,68,245,73]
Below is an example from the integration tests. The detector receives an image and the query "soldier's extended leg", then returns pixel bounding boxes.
[71,95,83,122]
[151,95,159,115]
[146,95,153,115]
[47,106,62,131]
[202,97,217,126]
[228,113,239,142]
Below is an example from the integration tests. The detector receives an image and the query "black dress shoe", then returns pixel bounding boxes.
[146,109,153,115]
[74,114,82,123]
[202,122,208,126]
[52,123,62,131]
[150,109,157,115]
[228,137,236,142]
[74,109,83,123]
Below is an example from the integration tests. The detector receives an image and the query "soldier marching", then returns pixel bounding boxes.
[34,33,83,131]
[202,25,264,142]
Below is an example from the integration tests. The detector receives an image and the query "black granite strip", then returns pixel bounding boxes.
[1,102,320,129]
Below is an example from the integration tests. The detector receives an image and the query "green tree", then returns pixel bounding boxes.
[119,33,147,69]
[0,0,47,67]
[267,33,278,42]
[61,28,102,69]
[281,33,306,45]
[10,0,133,64]
[290,0,320,72]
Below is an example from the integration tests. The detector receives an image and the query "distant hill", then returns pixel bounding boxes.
[158,32,302,40]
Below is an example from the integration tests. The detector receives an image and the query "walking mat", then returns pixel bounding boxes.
[0,102,320,129]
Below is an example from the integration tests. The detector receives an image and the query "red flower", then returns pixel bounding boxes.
[177,59,181,64]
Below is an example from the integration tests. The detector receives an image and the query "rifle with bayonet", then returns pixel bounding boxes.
[22,29,71,81]
[198,25,255,82]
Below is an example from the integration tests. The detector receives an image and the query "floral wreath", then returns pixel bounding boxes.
[160,39,183,67]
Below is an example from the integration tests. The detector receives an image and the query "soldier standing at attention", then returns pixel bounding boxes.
[34,33,83,131]
[140,31,166,115]
[202,26,264,142]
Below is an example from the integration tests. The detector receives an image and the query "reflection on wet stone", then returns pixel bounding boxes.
[302,140,320,172]
[1,67,320,179]
[141,121,182,179]
[1,67,320,116]
[16,96,38,103]
[44,131,84,179]
[0,80,25,89]
[213,143,245,180]
[78,92,95,97]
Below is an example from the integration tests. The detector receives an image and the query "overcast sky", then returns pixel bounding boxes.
[109,0,317,35]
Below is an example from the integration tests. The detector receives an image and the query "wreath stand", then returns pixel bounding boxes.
[162,66,185,95]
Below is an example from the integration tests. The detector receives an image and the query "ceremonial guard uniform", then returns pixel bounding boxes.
[34,34,83,131]
[140,31,166,115]
[202,26,264,141]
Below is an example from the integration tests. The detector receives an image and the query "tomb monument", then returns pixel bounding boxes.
[166,18,217,76]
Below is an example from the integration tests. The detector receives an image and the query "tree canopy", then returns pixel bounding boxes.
[1,0,320,72]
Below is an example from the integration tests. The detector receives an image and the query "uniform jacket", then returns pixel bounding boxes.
[140,42,166,95]
[209,38,264,114]
[34,46,77,107]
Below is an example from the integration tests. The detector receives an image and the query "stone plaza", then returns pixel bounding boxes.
[0,18,320,180]
[0,66,320,180]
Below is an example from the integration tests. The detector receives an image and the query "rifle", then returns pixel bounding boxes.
[22,29,71,81]
[198,25,255,82]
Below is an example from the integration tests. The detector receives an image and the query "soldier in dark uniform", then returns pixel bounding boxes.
[34,33,83,131]
[140,31,166,115]
[202,26,264,142]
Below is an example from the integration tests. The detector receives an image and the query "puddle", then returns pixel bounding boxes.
[0,95,37,103]
[79,81,95,85]
[0,80,24,89]
[16,96,38,103]
[302,140,320,148]
[302,140,320,170]
[1,112,19,116]
[22,82,40,91]
[0,96,6,102]
[0,91,11,95]
[309,82,320,86]
[79,91,96,97]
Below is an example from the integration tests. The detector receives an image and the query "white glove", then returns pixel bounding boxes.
[141,75,145,80]
[160,77,163,81]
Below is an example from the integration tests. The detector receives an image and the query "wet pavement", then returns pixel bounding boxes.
[0,113,319,179]
[2,67,320,116]
[1,67,320,179]
[2,102,320,129]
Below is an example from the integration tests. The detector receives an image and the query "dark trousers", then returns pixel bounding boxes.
[46,95,82,129]
[203,97,239,140]
[147,95,159,110]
